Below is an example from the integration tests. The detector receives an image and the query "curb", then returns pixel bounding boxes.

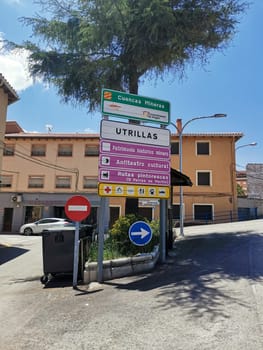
[84,245,159,283]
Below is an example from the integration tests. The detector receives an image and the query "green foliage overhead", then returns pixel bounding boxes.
[5,0,248,111]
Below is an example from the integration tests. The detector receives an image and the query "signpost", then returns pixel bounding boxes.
[99,168,170,186]
[100,139,170,158]
[100,119,170,146]
[65,195,91,288]
[99,154,170,172]
[65,195,91,222]
[129,221,152,246]
[98,88,171,278]
[99,119,171,196]
[98,183,170,198]
[101,89,170,125]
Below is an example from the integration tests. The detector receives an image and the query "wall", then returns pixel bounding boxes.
[0,89,8,175]
[1,128,241,231]
[170,134,239,223]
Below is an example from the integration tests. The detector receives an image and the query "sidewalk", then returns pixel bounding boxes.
[180,219,263,237]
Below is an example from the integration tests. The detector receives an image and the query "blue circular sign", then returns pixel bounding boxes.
[128,221,152,246]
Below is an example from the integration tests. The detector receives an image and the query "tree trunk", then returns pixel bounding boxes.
[125,71,139,216]
[129,71,138,95]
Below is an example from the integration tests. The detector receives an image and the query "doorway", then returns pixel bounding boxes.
[2,208,13,232]
[24,206,43,223]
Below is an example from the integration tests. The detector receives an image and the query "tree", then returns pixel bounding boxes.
[237,183,246,197]
[5,0,248,215]
[7,0,248,111]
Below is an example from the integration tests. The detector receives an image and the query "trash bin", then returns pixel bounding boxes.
[40,228,91,285]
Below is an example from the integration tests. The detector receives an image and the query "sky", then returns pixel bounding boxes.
[0,0,262,171]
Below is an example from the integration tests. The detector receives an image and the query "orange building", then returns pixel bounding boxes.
[170,129,242,225]
[0,120,242,232]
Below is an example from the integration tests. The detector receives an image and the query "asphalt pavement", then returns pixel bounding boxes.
[1,220,263,349]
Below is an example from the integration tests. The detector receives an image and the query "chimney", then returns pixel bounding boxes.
[176,119,182,134]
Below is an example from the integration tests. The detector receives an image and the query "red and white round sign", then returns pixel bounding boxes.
[65,195,91,222]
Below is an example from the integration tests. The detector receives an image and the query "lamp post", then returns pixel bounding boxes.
[236,142,257,151]
[170,113,227,238]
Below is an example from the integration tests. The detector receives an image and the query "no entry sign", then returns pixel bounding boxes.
[65,195,91,222]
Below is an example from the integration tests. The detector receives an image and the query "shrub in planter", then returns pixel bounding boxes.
[87,215,160,262]
[109,214,160,256]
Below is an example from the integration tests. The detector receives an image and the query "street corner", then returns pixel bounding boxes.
[0,242,11,248]
[87,282,104,292]
[173,235,204,255]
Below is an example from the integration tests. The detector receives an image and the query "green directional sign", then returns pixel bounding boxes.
[101,89,170,125]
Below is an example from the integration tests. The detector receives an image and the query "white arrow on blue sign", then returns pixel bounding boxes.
[128,221,153,246]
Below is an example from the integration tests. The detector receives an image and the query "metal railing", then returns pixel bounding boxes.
[172,209,261,227]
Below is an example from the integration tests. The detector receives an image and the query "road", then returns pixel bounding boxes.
[1,220,263,350]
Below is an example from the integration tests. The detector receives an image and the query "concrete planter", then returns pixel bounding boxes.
[84,245,159,284]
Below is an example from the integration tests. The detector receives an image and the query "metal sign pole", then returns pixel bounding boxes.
[73,221,80,288]
[64,195,91,289]
[97,197,106,283]
[159,199,166,263]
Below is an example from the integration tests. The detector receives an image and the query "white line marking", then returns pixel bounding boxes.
[68,205,88,211]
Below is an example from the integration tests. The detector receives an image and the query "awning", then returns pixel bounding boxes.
[171,168,192,186]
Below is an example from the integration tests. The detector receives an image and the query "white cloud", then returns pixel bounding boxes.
[84,128,98,134]
[0,33,34,92]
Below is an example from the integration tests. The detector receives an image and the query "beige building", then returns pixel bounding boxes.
[0,74,19,175]
[1,122,102,232]
[236,164,263,220]
[0,120,243,232]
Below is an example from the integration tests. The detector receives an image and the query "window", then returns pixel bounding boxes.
[194,204,213,221]
[171,142,179,155]
[28,176,44,188]
[0,175,12,188]
[3,144,15,156]
[25,206,42,223]
[85,145,99,156]
[172,204,180,220]
[55,176,71,188]
[138,207,153,221]
[58,144,73,157]
[38,218,64,224]
[196,141,210,155]
[31,144,46,156]
[83,177,98,189]
[109,206,120,228]
[197,171,211,186]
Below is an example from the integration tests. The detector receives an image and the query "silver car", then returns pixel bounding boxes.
[19,218,72,235]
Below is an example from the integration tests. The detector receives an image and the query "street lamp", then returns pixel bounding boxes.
[170,113,227,238]
[236,142,257,151]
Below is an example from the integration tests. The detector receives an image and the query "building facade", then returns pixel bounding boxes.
[170,131,242,225]
[0,74,19,179]
[236,164,263,220]
[246,164,263,199]
[0,121,242,232]
[236,170,248,196]
[1,122,103,232]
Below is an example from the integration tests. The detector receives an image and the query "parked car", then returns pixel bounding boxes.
[19,218,73,235]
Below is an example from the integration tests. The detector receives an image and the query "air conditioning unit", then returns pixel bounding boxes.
[11,194,22,203]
